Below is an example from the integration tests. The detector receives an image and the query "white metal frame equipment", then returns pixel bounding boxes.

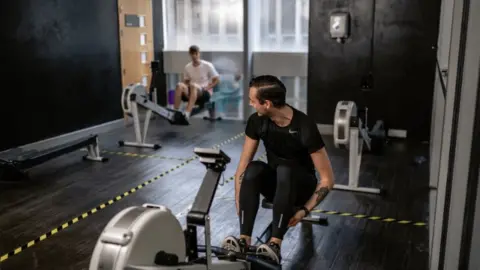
[333,100,383,195]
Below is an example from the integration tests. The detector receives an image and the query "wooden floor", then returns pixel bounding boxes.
[0,117,430,270]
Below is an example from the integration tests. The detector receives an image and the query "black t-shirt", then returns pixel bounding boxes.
[245,105,325,173]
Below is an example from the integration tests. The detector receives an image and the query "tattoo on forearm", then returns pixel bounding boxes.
[314,187,330,205]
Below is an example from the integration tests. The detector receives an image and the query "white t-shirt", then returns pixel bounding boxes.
[183,60,219,93]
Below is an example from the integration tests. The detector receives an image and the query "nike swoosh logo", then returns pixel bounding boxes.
[289,130,298,134]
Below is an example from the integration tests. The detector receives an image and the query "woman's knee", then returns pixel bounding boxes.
[243,161,269,182]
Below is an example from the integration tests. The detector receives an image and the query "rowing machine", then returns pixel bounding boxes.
[89,147,280,270]
[333,101,386,195]
[119,83,190,149]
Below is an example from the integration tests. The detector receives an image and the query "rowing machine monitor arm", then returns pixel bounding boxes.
[184,148,231,266]
[188,147,231,226]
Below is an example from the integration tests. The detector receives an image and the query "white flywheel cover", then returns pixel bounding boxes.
[121,85,133,113]
[89,204,186,270]
[333,101,358,149]
[121,83,149,114]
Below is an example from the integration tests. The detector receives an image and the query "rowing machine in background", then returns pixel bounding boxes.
[333,100,387,195]
[119,83,189,150]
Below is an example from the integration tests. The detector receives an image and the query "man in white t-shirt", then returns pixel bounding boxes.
[174,45,220,119]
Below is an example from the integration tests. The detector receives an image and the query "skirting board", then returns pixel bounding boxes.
[317,124,334,135]
[316,124,408,139]
[387,129,408,138]
[1,118,125,153]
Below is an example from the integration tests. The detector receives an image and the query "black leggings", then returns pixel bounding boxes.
[239,160,317,240]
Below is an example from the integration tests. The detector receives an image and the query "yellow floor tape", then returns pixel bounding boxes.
[0,132,245,263]
[80,148,188,161]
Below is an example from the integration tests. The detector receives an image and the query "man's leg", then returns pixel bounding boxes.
[256,164,317,263]
[174,82,188,110]
[222,161,275,252]
[184,84,202,117]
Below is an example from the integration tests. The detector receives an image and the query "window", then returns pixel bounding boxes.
[253,0,309,52]
[281,76,307,113]
[142,75,149,87]
[139,15,146,27]
[162,0,310,120]
[164,0,243,51]
[140,33,147,46]
[141,51,148,64]
[165,72,244,120]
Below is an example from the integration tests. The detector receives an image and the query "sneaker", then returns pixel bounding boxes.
[221,236,248,253]
[256,242,281,264]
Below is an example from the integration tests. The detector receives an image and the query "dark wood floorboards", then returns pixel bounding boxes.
[0,117,430,270]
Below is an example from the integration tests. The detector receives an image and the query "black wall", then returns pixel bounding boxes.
[0,0,123,151]
[308,0,442,141]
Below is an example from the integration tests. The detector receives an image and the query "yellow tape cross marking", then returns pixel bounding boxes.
[308,209,425,226]
[215,154,426,229]
[0,132,245,264]
[213,196,427,227]
[80,148,187,161]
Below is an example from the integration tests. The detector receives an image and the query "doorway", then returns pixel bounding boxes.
[117,0,155,122]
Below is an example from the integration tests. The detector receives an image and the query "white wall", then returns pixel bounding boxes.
[468,169,480,270]
[429,0,480,267]
[428,0,454,259]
